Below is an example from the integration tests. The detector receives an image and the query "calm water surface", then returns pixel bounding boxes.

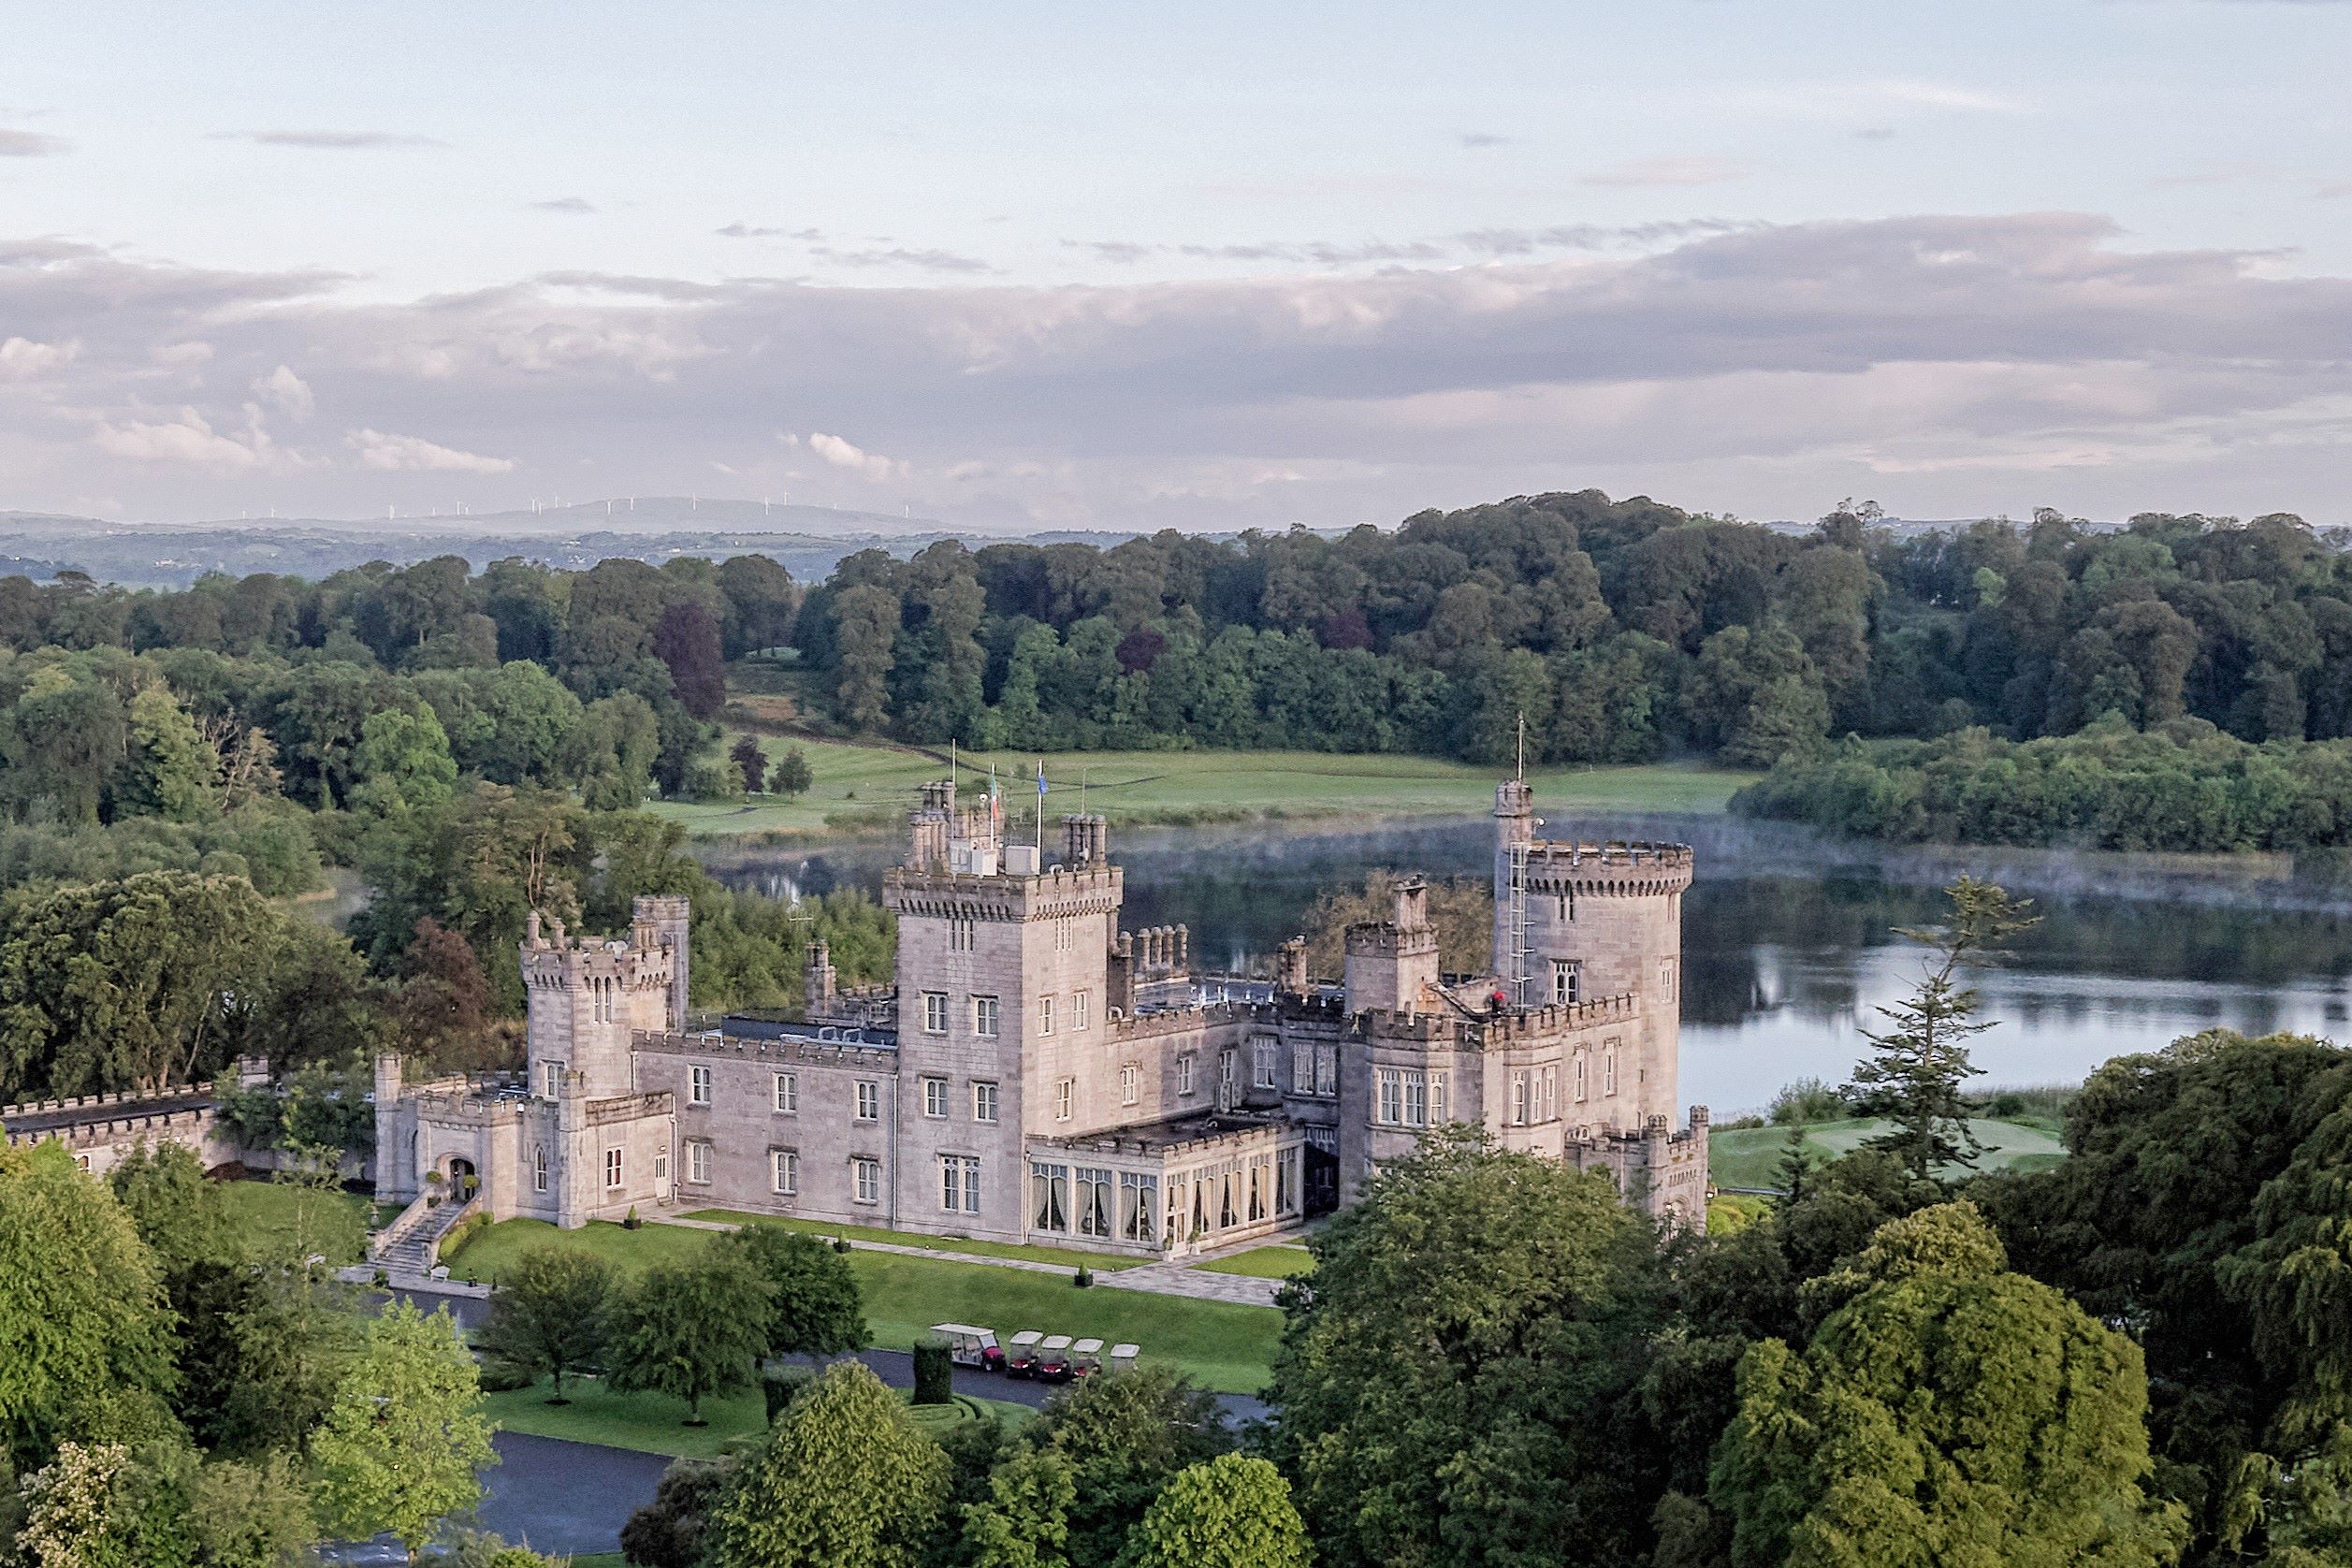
[706,815,2352,1115]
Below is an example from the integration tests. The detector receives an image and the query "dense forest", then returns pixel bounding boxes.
[791,495,2352,769]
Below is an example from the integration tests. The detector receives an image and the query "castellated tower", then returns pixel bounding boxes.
[882,783,1125,1243]
[1343,878,1441,1017]
[1490,781,1693,1122]
[523,896,683,1102]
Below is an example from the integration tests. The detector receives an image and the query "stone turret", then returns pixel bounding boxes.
[1344,878,1440,1017]
[522,898,680,1101]
[805,937,837,1009]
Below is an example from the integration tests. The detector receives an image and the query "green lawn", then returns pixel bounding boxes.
[215,1179,377,1266]
[486,1376,1031,1461]
[1193,1245,1314,1280]
[646,736,1754,840]
[1708,1117,2066,1191]
[679,1209,1146,1270]
[448,1218,1282,1394]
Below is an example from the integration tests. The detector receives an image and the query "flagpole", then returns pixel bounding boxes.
[1036,758,1045,856]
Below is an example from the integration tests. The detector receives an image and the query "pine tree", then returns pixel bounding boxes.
[1848,877,2040,1183]
[730,733,769,794]
[770,745,814,798]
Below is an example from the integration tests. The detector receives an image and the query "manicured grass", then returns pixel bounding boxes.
[1708,1117,2066,1191]
[1193,1245,1314,1280]
[486,1376,1029,1461]
[447,1219,1282,1394]
[215,1179,376,1266]
[646,735,1755,840]
[679,1209,1146,1270]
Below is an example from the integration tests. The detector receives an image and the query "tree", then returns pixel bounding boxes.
[618,1457,739,1568]
[702,1360,949,1568]
[9,1439,196,1568]
[1024,1367,1230,1568]
[770,746,813,798]
[721,1225,866,1360]
[1266,1128,1661,1568]
[310,1301,496,1565]
[1710,1202,2186,1568]
[961,1449,1075,1568]
[717,555,800,660]
[1120,1455,1312,1568]
[603,1249,772,1425]
[653,601,728,721]
[186,1450,318,1568]
[1846,876,2038,1181]
[475,1248,617,1403]
[730,734,768,795]
[121,686,218,823]
[0,1142,177,1469]
[351,707,458,819]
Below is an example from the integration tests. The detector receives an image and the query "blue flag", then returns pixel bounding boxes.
[1036,762,1049,795]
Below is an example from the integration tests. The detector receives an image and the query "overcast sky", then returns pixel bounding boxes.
[6,0,2351,530]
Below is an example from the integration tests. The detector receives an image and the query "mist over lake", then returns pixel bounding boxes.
[704,813,2352,1116]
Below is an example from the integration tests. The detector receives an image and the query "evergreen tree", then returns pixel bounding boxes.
[1847,876,2038,1181]
[769,745,813,798]
[730,733,768,794]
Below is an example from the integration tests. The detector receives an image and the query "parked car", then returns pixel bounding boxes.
[930,1323,1003,1372]
[1071,1337,1105,1377]
[1006,1329,1045,1378]
[1037,1334,1076,1383]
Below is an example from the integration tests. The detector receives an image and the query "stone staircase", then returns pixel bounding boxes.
[370,1196,474,1278]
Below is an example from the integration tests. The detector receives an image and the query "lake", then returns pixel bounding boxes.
[704,814,2352,1115]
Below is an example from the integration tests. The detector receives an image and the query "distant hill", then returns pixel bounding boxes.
[0,498,1182,588]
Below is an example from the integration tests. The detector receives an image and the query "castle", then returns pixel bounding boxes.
[371,777,1710,1256]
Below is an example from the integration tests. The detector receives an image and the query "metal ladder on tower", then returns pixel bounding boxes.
[1505,712,1533,1009]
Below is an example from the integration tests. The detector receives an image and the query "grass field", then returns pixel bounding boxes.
[1708,1117,2067,1191]
[1193,1244,1314,1280]
[447,1218,1282,1394]
[215,1179,377,1266]
[646,735,1754,840]
[679,1209,1146,1270]
[486,1375,1031,1460]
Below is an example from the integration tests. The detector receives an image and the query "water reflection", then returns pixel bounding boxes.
[704,814,2352,1115]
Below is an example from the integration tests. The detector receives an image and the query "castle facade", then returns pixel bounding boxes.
[373,778,1710,1254]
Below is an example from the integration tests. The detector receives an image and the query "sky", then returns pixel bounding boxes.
[5,0,2352,531]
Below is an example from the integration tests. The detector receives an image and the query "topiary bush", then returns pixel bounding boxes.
[1074,1266,1094,1288]
[912,1337,954,1405]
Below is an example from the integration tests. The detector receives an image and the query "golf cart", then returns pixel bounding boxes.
[1037,1334,1076,1384]
[1071,1337,1105,1378]
[1006,1329,1045,1378]
[930,1323,1003,1372]
[1109,1343,1140,1373]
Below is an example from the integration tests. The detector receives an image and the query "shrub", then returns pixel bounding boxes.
[476,1358,534,1393]
[762,1366,814,1424]
[623,1205,642,1230]
[831,1237,851,1254]
[912,1338,954,1405]
[1768,1077,1850,1125]
[1074,1266,1094,1288]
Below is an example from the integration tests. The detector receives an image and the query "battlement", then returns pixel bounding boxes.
[520,906,679,985]
[1521,840,1694,896]
[632,1027,899,1071]
[883,863,1124,921]
[1473,992,1641,1041]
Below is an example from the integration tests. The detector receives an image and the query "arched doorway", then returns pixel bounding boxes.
[445,1156,478,1198]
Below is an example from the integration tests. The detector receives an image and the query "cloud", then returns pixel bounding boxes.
[718,223,823,240]
[1581,155,1752,187]
[808,246,995,273]
[11,211,2352,527]
[530,196,597,214]
[0,337,78,380]
[1459,132,1513,149]
[0,129,69,157]
[1071,220,1751,268]
[252,364,313,418]
[347,428,515,473]
[807,432,903,480]
[220,129,443,149]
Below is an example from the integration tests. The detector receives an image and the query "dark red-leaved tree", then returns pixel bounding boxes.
[654,601,728,719]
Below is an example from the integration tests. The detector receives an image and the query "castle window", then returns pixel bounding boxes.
[973,1081,999,1123]
[852,1156,880,1204]
[1076,1167,1112,1237]
[1315,1044,1337,1097]
[1030,1161,1069,1233]
[1402,1069,1428,1127]
[1604,1043,1619,1096]
[542,1061,564,1097]
[1545,1066,1560,1121]
[532,1145,547,1193]
[1038,995,1054,1036]
[1658,958,1676,1003]
[653,1151,667,1183]
[1055,918,1071,954]
[855,1080,881,1122]
[1553,961,1580,1006]
[1510,1072,1529,1125]
[687,1140,711,1184]
[689,1065,712,1105]
[1253,1039,1278,1089]
[973,995,999,1038]
[1575,1051,1590,1102]
[950,917,975,952]
[1120,1063,1139,1106]
[942,1154,980,1214]
[922,992,948,1034]
[1291,1042,1313,1095]
[1376,1068,1401,1125]
[774,1071,798,1113]
[603,1147,624,1190]
[1278,1147,1300,1215]
[1430,1071,1450,1125]
[1072,991,1090,1030]
[1120,1172,1158,1241]
[1176,1053,1197,1096]
[922,1076,948,1119]
[1055,1077,1075,1122]
[772,1148,798,1195]
[1247,1158,1266,1223]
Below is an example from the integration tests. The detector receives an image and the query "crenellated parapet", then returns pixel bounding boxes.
[883,864,1124,922]
[1520,841,1694,898]
[520,907,678,993]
